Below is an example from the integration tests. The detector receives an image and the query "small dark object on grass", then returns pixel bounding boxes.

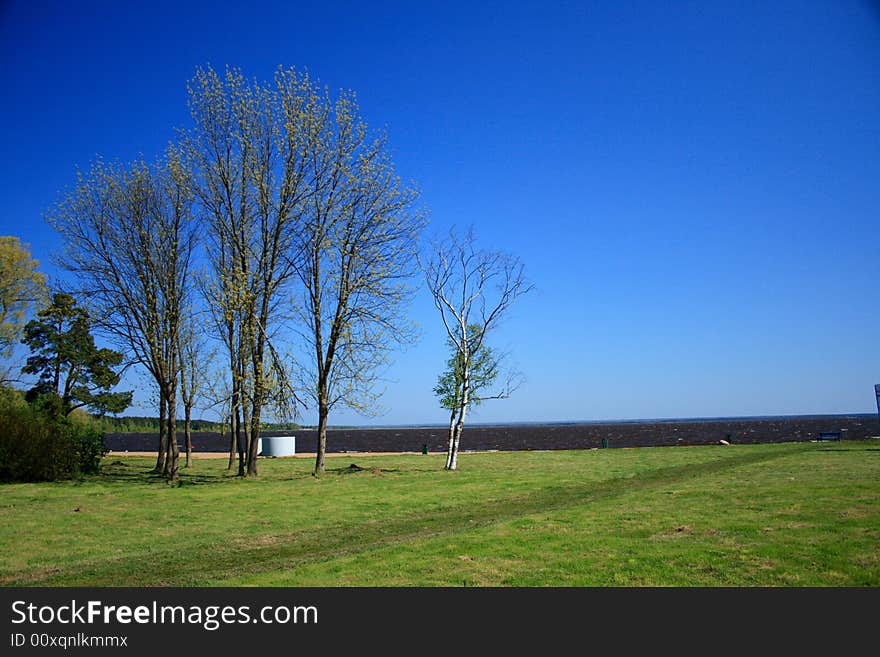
[73,507,80,512]
[347,463,364,472]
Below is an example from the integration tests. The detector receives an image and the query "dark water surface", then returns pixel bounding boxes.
[104,414,880,453]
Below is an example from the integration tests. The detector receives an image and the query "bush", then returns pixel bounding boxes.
[72,424,105,475]
[0,388,107,482]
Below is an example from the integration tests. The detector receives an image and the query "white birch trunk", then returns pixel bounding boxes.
[447,344,470,470]
[445,409,457,470]
[449,401,468,470]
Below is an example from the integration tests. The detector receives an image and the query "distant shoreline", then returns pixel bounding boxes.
[314,412,879,430]
[104,413,880,454]
[103,412,879,433]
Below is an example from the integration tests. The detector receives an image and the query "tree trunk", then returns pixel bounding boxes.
[184,403,193,468]
[166,383,180,482]
[445,408,457,470]
[247,400,261,477]
[246,302,269,477]
[314,400,329,476]
[239,392,250,477]
[226,320,243,473]
[226,410,236,471]
[234,375,246,477]
[446,361,470,471]
[246,354,264,477]
[164,424,173,477]
[154,394,167,473]
[236,408,246,476]
[449,415,466,471]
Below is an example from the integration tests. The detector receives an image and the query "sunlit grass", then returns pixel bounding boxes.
[1,441,877,586]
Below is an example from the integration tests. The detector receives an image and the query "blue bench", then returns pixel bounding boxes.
[817,431,841,441]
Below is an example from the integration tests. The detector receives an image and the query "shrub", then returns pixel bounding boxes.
[71,423,105,474]
[0,388,107,482]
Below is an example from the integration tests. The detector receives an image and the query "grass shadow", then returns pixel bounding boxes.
[16,446,796,586]
[813,448,880,453]
[331,463,402,476]
[96,463,239,487]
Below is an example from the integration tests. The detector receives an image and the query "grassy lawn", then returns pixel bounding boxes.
[1,440,878,586]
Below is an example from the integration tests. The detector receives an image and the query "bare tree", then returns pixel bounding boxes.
[423,228,532,470]
[48,152,197,481]
[291,82,424,476]
[183,65,306,476]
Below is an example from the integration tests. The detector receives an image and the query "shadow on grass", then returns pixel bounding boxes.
[17,447,798,586]
[97,464,238,487]
[98,461,330,486]
[332,463,402,476]
[813,448,880,453]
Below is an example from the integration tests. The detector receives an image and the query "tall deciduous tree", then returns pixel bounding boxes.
[423,229,532,470]
[48,153,197,481]
[0,236,47,381]
[21,292,132,417]
[291,81,424,476]
[183,65,303,477]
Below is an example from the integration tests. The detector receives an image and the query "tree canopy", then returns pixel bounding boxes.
[0,236,47,377]
[22,292,132,417]
[434,325,501,413]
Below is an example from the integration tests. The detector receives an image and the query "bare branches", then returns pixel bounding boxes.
[290,83,425,475]
[46,64,427,481]
[423,228,532,470]
[183,65,310,476]
[47,154,197,480]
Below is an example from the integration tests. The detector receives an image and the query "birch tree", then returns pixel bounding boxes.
[434,324,521,447]
[291,84,424,476]
[423,229,532,470]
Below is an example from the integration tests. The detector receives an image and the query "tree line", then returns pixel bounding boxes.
[2,65,531,481]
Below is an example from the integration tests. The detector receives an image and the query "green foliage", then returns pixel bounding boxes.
[0,236,47,370]
[71,425,106,475]
[88,414,301,434]
[0,386,106,482]
[434,325,499,412]
[21,292,132,417]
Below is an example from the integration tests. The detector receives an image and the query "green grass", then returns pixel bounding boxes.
[1,440,878,586]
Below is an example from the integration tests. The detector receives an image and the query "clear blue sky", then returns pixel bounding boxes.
[1,1,878,425]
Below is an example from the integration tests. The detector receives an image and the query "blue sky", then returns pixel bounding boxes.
[1,1,878,425]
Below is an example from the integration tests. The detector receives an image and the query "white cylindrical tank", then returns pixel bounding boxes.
[260,435,296,457]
